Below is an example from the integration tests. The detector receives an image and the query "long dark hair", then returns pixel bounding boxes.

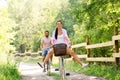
[55,28,58,39]
[55,20,62,39]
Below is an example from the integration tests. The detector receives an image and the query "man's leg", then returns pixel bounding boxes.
[38,49,46,69]
[42,50,46,66]
[43,49,49,72]
[43,48,54,65]
[42,57,46,71]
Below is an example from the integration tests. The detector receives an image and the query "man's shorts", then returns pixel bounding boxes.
[42,48,50,57]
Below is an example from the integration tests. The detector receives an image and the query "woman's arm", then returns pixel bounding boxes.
[63,29,71,45]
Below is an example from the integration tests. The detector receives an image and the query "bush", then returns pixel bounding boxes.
[0,64,20,80]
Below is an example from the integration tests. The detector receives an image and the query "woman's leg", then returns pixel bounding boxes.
[66,47,83,66]
[43,48,54,65]
[50,54,53,61]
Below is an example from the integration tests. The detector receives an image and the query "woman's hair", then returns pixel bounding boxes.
[55,28,58,39]
[55,20,62,39]
[56,20,62,24]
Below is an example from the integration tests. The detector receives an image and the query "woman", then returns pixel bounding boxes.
[39,20,87,68]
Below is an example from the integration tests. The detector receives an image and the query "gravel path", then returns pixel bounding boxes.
[18,62,106,80]
[18,62,55,80]
[65,71,106,80]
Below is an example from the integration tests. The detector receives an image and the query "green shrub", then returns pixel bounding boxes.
[115,72,120,80]
[0,64,20,80]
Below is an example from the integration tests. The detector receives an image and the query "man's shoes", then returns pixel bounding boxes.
[37,62,43,68]
[49,61,53,65]
[43,68,46,72]
[82,63,88,68]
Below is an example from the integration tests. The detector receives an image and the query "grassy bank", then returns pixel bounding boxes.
[63,61,120,80]
[0,53,21,80]
[0,64,20,80]
[53,60,120,80]
[50,73,61,80]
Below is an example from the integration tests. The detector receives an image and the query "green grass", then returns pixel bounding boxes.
[0,64,21,80]
[50,73,61,80]
[80,64,120,80]
[0,53,21,80]
[50,73,70,80]
[62,61,120,80]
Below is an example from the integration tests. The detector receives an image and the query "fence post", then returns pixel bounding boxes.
[86,36,91,63]
[114,27,119,66]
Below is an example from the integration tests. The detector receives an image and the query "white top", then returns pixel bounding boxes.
[55,34,65,44]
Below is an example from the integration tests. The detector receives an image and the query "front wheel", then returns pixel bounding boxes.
[59,57,65,80]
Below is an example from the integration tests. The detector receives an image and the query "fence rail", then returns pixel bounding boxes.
[71,43,86,48]
[70,27,120,66]
[112,35,120,41]
[86,57,115,62]
[86,41,113,49]
[113,53,120,57]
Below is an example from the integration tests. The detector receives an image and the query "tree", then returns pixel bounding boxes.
[0,7,16,54]
[8,0,65,52]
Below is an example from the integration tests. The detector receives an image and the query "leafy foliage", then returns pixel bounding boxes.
[0,7,15,54]
[0,0,120,56]
[8,0,69,52]
[66,0,120,57]
[0,64,20,80]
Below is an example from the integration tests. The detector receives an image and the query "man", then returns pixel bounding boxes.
[38,30,52,72]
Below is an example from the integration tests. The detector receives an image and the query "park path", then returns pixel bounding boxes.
[18,62,55,80]
[18,62,106,80]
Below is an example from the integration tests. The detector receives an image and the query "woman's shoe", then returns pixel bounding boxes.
[82,63,88,68]
[37,62,43,68]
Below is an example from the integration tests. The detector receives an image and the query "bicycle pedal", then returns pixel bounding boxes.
[66,73,70,76]
[55,68,59,71]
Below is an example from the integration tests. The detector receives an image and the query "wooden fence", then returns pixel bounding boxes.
[13,51,42,60]
[70,27,120,66]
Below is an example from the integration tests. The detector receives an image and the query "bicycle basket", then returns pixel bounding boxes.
[53,43,67,56]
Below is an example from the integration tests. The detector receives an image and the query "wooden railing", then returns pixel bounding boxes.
[70,27,120,66]
[13,51,42,60]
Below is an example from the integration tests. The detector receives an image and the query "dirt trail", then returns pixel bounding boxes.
[18,62,106,80]
[18,62,55,80]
